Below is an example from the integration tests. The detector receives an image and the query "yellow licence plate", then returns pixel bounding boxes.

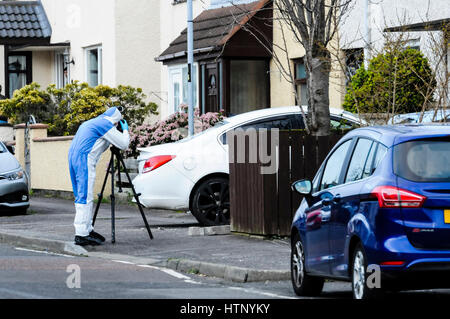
[445,210,450,224]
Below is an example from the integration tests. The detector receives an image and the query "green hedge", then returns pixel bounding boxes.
[343,48,435,114]
[0,81,158,136]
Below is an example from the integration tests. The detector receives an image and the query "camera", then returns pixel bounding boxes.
[117,119,124,133]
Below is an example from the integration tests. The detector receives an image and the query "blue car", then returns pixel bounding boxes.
[290,124,450,299]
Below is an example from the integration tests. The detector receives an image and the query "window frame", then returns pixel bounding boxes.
[313,136,388,194]
[344,137,375,184]
[168,63,199,115]
[317,138,355,192]
[293,57,308,106]
[85,45,103,87]
[6,51,32,98]
[219,113,302,145]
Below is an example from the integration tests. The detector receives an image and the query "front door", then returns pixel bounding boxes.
[205,64,219,113]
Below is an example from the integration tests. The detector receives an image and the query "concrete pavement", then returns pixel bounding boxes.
[0,196,291,283]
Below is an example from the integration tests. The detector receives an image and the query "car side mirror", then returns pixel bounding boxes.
[291,179,312,195]
[6,145,14,155]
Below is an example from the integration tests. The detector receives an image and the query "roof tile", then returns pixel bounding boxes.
[0,1,51,40]
[158,0,269,59]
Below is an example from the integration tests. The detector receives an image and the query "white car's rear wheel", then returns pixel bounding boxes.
[191,177,230,226]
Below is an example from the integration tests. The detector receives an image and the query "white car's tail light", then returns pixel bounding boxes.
[142,155,175,174]
[371,186,426,208]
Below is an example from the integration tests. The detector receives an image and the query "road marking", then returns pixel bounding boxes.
[14,247,74,258]
[136,264,191,280]
[228,286,296,299]
[112,260,135,265]
[0,287,50,299]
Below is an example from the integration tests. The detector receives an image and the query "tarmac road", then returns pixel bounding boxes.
[3,243,450,300]
[0,243,295,299]
[3,197,450,300]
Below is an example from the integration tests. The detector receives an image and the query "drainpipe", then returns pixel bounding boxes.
[363,0,371,68]
[187,0,194,136]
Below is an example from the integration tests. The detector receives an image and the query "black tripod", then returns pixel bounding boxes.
[92,146,153,243]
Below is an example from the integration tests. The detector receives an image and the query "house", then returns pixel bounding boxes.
[0,0,162,106]
[340,0,450,97]
[158,0,211,119]
[157,0,272,117]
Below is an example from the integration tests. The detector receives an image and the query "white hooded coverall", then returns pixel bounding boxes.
[68,107,129,237]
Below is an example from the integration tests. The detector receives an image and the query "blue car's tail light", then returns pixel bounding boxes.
[372,186,426,208]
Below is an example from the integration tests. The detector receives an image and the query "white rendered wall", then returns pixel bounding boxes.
[41,0,117,86]
[115,0,161,107]
[159,0,210,119]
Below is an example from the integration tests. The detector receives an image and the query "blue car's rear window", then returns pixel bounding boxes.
[394,138,450,182]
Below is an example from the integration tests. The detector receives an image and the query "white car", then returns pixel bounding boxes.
[132,106,363,226]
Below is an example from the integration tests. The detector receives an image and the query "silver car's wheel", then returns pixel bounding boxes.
[292,241,305,287]
[353,250,366,299]
[351,243,382,299]
[290,234,324,296]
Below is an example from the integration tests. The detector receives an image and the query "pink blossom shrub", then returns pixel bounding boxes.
[126,106,226,158]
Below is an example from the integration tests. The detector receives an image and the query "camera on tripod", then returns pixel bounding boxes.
[92,104,154,243]
[114,105,125,133]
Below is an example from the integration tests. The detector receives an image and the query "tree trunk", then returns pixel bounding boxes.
[307,55,331,136]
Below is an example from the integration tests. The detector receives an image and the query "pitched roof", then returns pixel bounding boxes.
[384,18,450,32]
[0,1,51,44]
[157,0,271,61]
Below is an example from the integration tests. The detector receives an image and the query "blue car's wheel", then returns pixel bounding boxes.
[352,243,383,299]
[291,233,324,296]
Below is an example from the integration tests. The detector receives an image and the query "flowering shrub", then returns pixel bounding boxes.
[0,82,158,136]
[126,106,226,158]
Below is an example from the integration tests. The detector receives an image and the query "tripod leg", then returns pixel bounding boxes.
[111,152,116,244]
[92,154,113,227]
[117,154,153,240]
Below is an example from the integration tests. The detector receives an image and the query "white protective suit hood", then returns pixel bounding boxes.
[104,107,123,125]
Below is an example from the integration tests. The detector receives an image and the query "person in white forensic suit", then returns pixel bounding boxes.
[68,107,129,246]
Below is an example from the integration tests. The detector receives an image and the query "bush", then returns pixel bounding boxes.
[0,81,158,136]
[343,48,436,114]
[0,83,52,125]
[126,107,226,158]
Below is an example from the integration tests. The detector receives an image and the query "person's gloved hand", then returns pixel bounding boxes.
[119,119,129,131]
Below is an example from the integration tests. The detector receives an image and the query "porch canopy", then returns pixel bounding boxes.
[0,1,52,46]
[157,0,273,115]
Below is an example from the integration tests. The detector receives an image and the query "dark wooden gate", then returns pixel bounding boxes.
[229,130,346,236]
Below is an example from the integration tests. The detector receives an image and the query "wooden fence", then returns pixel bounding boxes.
[229,130,346,237]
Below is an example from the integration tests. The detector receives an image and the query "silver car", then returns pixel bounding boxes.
[0,142,29,214]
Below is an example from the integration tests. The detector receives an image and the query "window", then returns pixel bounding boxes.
[294,59,308,106]
[394,139,450,182]
[240,115,301,131]
[55,52,70,89]
[320,140,352,190]
[86,46,102,87]
[362,142,377,179]
[344,48,363,85]
[169,64,198,114]
[373,144,387,171]
[345,138,374,183]
[230,60,269,114]
[220,114,303,145]
[7,52,32,98]
[404,38,420,51]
